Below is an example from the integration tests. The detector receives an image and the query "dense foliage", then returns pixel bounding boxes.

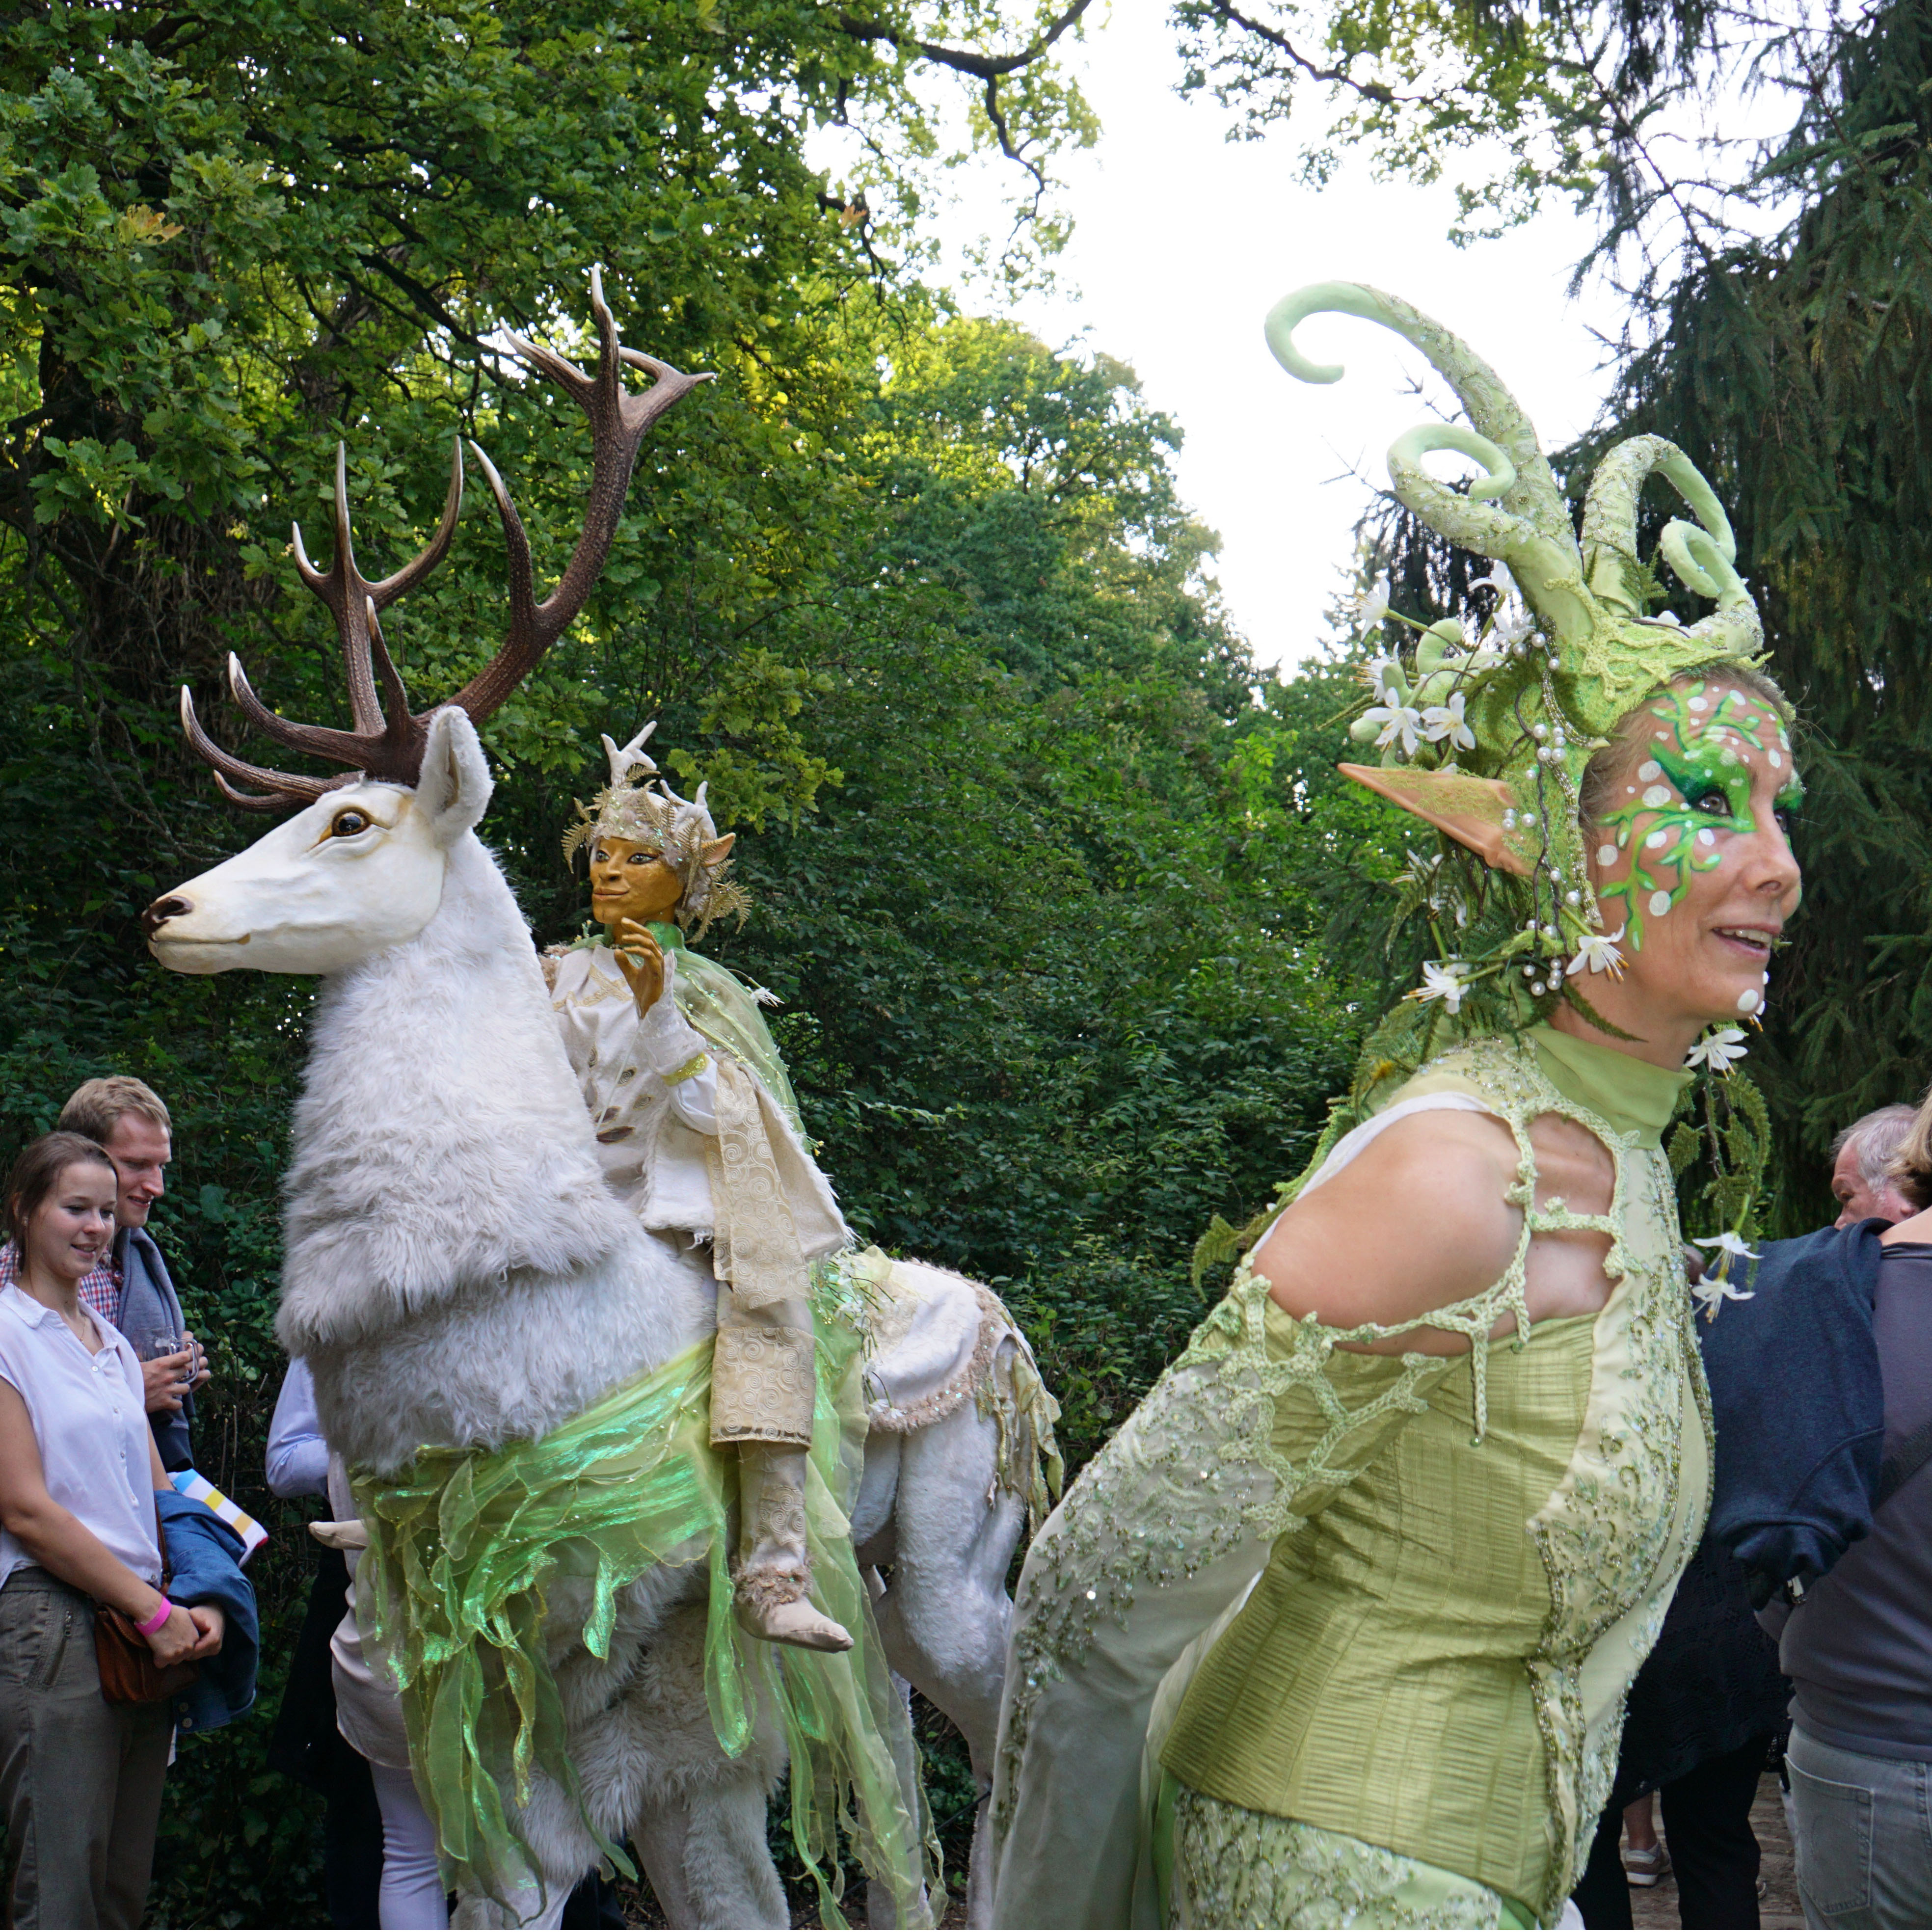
[0,6,1401,1918]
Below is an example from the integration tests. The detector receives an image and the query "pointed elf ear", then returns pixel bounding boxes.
[1338,764,1534,878]
[702,833,736,867]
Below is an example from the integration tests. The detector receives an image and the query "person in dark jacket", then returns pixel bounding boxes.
[55,1077,212,1469]
[1773,1096,1932,1929]
[1573,1535,1788,1928]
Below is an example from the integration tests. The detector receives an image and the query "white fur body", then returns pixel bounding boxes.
[148,711,1029,1927]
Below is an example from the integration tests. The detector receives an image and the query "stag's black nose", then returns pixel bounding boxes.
[142,894,193,938]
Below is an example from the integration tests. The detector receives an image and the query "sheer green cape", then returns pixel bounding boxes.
[350,1305,939,1924]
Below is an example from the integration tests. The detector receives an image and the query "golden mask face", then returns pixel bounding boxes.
[589,837,684,931]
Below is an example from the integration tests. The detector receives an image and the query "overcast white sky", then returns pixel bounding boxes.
[887,6,1630,671]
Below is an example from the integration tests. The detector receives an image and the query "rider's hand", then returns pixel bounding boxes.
[614,918,665,1013]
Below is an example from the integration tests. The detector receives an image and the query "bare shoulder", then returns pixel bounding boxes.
[1252,1108,1527,1333]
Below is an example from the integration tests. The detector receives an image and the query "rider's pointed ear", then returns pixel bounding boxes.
[702,833,736,866]
[415,707,493,845]
[1339,762,1533,877]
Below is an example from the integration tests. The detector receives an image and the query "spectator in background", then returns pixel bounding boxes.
[1778,1093,1932,1927]
[264,1358,384,1929]
[53,1077,210,1468]
[1830,1104,1918,1228]
[0,1133,224,1927]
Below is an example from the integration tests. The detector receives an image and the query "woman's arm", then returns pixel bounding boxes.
[0,1378,209,1664]
[1252,1109,1527,1348]
[265,1357,330,1500]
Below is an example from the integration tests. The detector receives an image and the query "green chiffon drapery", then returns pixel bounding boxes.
[350,1315,939,1925]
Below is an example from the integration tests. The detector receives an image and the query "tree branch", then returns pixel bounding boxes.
[836,0,1095,80]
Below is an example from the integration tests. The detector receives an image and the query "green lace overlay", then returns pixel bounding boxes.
[994,1030,1709,1927]
[351,1315,939,1925]
[1168,1786,1522,1930]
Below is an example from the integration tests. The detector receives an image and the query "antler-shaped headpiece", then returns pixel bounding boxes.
[561,718,749,940]
[1265,282,1765,953]
[181,269,712,809]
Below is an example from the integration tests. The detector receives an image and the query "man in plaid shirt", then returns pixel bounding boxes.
[0,1075,210,1467]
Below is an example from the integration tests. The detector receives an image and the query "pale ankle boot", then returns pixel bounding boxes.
[734,1445,852,1653]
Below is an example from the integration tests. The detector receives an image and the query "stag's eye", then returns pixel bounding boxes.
[330,809,372,838]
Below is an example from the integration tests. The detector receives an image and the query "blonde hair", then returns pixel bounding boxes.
[1887,1087,1932,1211]
[56,1075,171,1146]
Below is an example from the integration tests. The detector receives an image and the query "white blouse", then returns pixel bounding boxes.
[0,1284,161,1590]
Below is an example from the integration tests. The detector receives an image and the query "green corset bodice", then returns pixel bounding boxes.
[1156,1028,1712,1921]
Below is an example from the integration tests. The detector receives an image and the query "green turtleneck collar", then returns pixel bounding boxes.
[1529,1023,1691,1148]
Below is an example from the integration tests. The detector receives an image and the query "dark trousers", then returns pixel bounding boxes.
[1574,1732,1771,1929]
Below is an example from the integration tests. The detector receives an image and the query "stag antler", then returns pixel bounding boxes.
[181,269,712,810]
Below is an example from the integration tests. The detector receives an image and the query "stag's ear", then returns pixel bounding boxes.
[1338,762,1534,877]
[702,833,736,867]
[415,707,494,844]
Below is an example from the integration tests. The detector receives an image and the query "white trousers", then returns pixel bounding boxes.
[368,1760,448,1931]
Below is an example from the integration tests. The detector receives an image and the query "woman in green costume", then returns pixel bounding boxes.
[988,285,1803,1931]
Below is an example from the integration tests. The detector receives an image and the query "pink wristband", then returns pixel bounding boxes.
[134,1595,173,1637]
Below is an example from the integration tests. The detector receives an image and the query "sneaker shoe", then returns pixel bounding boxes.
[1622,1843,1670,1887]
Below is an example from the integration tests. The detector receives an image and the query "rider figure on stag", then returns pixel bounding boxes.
[541,725,855,1654]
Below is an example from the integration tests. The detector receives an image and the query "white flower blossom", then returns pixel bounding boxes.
[1691,1274,1758,1321]
[1695,1229,1761,1263]
[1409,960,1469,1013]
[1690,1229,1763,1317]
[1567,925,1627,978]
[1421,690,1476,751]
[1362,700,1424,756]
[1468,565,1514,598]
[1366,652,1404,698]
[1354,575,1392,636]
[1685,1025,1749,1074]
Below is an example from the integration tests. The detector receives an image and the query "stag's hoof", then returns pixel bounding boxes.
[738,1597,854,1653]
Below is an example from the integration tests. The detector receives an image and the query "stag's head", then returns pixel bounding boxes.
[145,271,709,977]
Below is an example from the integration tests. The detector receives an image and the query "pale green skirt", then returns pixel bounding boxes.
[1164,1780,1536,1930]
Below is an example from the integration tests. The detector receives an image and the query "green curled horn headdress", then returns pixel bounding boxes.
[1267,282,1765,988]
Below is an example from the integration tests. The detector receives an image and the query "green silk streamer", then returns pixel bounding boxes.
[350,1315,939,1926]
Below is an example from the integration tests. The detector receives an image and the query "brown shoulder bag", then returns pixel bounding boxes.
[95,1578,199,1706]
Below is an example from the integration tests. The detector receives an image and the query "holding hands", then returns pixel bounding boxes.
[144,1600,225,1667]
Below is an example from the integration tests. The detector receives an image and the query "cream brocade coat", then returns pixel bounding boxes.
[989,1029,1712,1929]
[544,942,850,1450]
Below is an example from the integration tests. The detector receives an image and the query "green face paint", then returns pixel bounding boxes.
[1593,683,1802,951]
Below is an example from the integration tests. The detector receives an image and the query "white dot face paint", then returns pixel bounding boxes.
[1697,829,1716,846]
[1645,830,1669,849]
[1687,696,1708,711]
[1769,749,1783,769]
[1737,988,1761,1015]
[1638,760,1663,781]
[1642,785,1672,807]
[1597,844,1619,867]
[1648,890,1673,917]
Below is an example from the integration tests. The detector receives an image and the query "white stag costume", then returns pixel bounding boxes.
[990,284,1792,1929]
[543,730,857,1646]
[147,273,943,1926]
